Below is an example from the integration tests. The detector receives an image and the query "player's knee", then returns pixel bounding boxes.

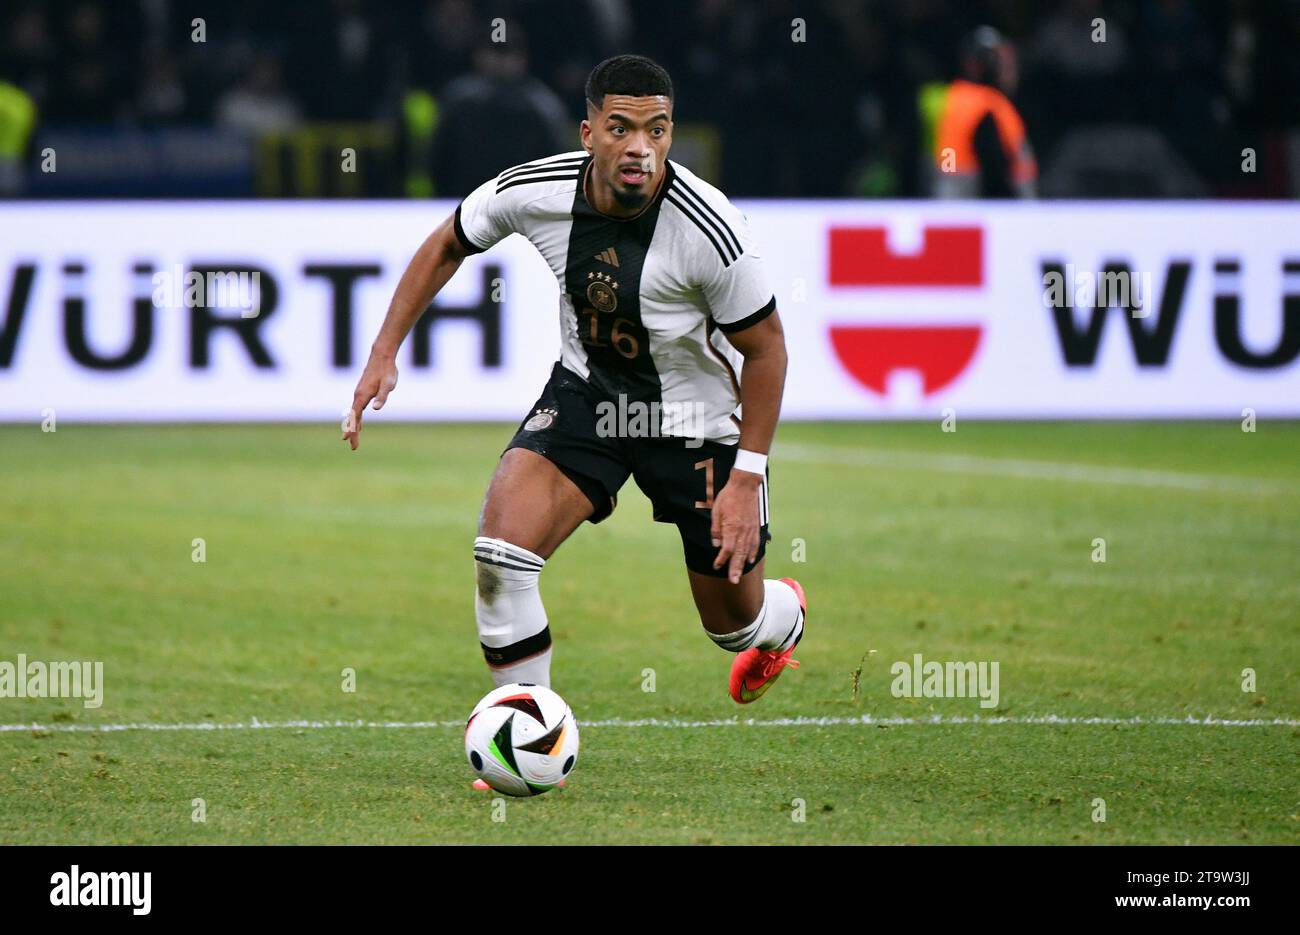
[475,552,505,604]
[473,536,545,605]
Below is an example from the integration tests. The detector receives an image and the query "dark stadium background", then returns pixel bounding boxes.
[3,0,1298,200]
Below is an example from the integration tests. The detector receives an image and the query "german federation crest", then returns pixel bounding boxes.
[586,272,619,312]
[524,407,558,431]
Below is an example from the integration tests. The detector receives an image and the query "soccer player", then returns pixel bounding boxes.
[344,54,804,712]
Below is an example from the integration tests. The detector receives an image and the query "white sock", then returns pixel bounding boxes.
[473,536,552,687]
[706,579,804,654]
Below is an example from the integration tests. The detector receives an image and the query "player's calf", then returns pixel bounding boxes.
[703,577,804,655]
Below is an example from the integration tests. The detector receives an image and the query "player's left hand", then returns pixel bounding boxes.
[711,470,763,584]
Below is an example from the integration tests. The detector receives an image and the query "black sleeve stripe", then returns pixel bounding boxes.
[668,185,740,264]
[496,171,582,194]
[499,153,586,178]
[672,178,743,259]
[500,159,584,180]
[453,204,487,254]
[497,156,586,186]
[716,296,776,334]
[666,192,733,267]
[496,166,582,191]
[666,192,738,264]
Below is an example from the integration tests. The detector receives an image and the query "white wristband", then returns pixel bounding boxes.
[733,448,767,476]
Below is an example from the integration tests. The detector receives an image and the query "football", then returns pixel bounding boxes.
[464,683,580,796]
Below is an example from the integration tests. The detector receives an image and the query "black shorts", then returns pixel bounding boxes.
[504,362,771,577]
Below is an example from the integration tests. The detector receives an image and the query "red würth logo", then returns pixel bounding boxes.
[827,225,984,396]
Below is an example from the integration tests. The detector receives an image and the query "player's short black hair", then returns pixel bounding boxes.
[585,54,673,110]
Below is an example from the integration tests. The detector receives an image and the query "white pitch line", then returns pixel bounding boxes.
[1,714,1297,734]
[780,443,1295,495]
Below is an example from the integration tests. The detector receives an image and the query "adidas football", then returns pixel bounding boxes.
[465,683,579,796]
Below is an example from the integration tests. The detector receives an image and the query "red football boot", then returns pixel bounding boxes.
[728,578,805,704]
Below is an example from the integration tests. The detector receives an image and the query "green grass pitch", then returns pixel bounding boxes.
[1,421,1297,844]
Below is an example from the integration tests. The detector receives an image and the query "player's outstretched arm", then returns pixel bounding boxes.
[710,309,788,583]
[344,212,473,450]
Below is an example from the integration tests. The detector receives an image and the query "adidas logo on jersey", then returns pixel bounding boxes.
[594,247,620,267]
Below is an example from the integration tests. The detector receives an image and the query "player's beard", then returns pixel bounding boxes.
[611,176,651,210]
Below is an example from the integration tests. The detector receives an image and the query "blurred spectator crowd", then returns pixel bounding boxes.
[2,0,1298,198]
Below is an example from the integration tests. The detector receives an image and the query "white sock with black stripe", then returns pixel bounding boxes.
[706,579,804,654]
[473,536,552,687]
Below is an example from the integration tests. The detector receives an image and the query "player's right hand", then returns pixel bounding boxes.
[344,354,399,450]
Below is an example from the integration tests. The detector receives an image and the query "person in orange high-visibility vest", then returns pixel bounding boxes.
[931,26,1037,199]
